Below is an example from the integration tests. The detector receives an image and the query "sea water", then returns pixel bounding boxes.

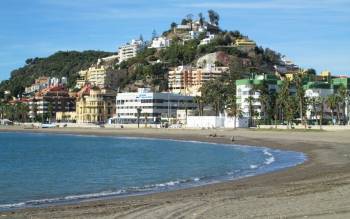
[0,132,306,210]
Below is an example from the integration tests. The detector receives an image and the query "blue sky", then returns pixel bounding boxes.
[0,0,349,81]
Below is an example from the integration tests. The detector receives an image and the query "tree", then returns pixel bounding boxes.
[198,13,204,27]
[200,79,226,116]
[326,94,337,125]
[284,96,298,128]
[252,82,270,125]
[194,96,204,116]
[170,22,177,30]
[186,14,194,30]
[137,108,142,128]
[294,72,306,126]
[208,10,220,26]
[277,81,290,125]
[318,97,325,129]
[0,102,5,119]
[47,102,54,123]
[152,29,158,40]
[245,96,255,127]
[336,85,348,125]
[226,95,240,129]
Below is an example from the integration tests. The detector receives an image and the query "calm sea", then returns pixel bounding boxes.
[0,132,306,210]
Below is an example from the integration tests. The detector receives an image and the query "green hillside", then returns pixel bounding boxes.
[0,50,113,98]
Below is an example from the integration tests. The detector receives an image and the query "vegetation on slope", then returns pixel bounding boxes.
[0,50,113,98]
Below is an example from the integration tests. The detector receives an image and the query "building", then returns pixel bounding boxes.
[200,33,216,45]
[29,86,76,121]
[56,111,77,123]
[75,85,116,124]
[76,65,126,89]
[233,38,256,53]
[303,75,350,123]
[118,39,145,63]
[24,77,67,96]
[236,74,282,119]
[149,36,171,49]
[168,65,229,96]
[112,88,197,124]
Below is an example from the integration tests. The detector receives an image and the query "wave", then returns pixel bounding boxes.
[250,164,258,169]
[0,178,203,210]
[263,149,276,165]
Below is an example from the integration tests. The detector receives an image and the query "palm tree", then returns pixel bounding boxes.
[277,81,290,125]
[294,72,306,126]
[226,95,240,129]
[194,96,204,116]
[318,97,325,129]
[0,102,5,119]
[336,85,348,125]
[245,96,255,127]
[326,95,337,125]
[253,83,270,125]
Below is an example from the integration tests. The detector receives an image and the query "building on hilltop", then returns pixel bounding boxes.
[233,38,257,53]
[199,33,216,45]
[110,88,197,125]
[118,39,145,63]
[148,36,171,49]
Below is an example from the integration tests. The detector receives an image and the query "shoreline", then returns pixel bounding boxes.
[0,131,307,211]
[1,126,350,218]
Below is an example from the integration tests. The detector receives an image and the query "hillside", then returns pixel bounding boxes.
[0,12,286,97]
[0,50,113,97]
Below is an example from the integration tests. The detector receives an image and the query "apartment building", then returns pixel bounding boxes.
[236,74,282,119]
[76,65,126,89]
[24,77,67,96]
[118,39,145,63]
[29,86,75,120]
[168,65,229,96]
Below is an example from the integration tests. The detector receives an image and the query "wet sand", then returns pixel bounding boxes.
[1,127,350,218]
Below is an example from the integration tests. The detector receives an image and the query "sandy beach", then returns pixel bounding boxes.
[1,126,350,218]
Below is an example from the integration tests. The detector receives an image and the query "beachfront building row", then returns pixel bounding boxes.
[236,72,350,125]
[109,88,197,124]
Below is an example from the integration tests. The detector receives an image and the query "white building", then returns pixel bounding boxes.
[236,75,281,119]
[304,84,334,121]
[149,37,171,49]
[200,34,215,45]
[186,116,249,128]
[112,88,197,124]
[118,39,145,63]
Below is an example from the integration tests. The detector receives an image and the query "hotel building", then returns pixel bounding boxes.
[112,88,197,124]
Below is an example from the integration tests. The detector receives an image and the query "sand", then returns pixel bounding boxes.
[1,126,350,218]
